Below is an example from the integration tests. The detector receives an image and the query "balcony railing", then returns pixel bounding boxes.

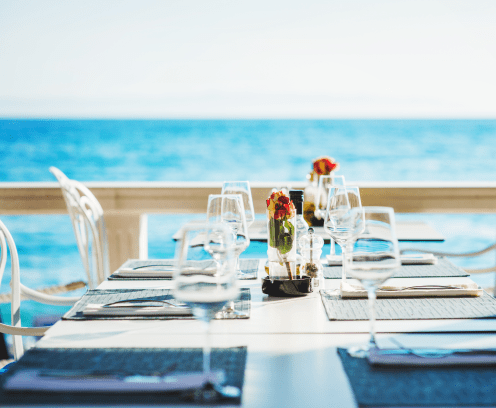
[1,181,496,272]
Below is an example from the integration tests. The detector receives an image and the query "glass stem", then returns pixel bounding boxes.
[330,238,336,256]
[202,320,211,379]
[342,243,353,283]
[366,288,378,349]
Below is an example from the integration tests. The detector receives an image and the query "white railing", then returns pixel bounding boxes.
[1,182,496,272]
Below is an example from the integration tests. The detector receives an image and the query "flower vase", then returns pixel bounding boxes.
[303,156,340,227]
[267,214,297,279]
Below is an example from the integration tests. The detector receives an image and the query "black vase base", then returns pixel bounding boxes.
[262,276,313,297]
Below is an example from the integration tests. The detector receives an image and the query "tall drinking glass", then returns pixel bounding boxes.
[221,181,255,228]
[315,174,346,256]
[345,207,401,357]
[206,194,250,278]
[323,186,364,283]
[173,223,239,397]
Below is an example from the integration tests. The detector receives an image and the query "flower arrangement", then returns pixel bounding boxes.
[304,156,340,226]
[266,191,296,279]
[310,156,339,181]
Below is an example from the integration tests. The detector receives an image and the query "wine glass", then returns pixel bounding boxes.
[315,175,346,220]
[221,181,255,228]
[206,194,250,278]
[315,174,346,256]
[221,182,256,279]
[173,222,240,398]
[323,186,364,283]
[345,207,401,357]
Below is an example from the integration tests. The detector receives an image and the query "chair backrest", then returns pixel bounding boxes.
[49,167,110,289]
[0,220,49,360]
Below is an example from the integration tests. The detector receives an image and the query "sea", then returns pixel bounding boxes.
[1,118,496,348]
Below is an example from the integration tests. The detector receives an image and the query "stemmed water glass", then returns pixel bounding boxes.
[345,207,401,357]
[206,194,250,278]
[221,181,255,278]
[173,222,240,398]
[315,174,346,255]
[315,175,346,220]
[221,181,255,228]
[323,186,364,283]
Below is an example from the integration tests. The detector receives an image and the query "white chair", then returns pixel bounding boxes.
[49,167,110,289]
[401,243,496,295]
[0,219,81,360]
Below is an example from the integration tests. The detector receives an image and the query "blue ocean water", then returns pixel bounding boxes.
[1,119,496,338]
[1,119,496,182]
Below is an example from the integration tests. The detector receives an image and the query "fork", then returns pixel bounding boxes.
[378,285,464,292]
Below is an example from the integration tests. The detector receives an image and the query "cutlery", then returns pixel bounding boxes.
[376,348,496,358]
[130,265,175,271]
[103,299,185,308]
[378,285,464,292]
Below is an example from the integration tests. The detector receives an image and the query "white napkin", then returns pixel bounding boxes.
[4,369,224,393]
[327,253,437,266]
[114,259,216,278]
[340,279,482,298]
[368,347,496,366]
[82,303,192,317]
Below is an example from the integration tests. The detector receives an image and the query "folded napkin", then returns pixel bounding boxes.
[327,253,437,266]
[368,347,496,366]
[340,280,482,298]
[4,369,224,393]
[83,302,192,317]
[114,259,217,279]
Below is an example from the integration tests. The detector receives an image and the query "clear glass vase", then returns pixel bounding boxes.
[267,214,297,280]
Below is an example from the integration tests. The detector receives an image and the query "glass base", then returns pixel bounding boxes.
[347,341,377,358]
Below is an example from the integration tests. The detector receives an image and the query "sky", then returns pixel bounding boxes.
[0,0,495,118]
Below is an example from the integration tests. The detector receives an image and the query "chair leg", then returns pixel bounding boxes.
[0,316,9,360]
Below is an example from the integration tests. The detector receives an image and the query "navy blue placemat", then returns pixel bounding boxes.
[324,258,469,279]
[63,288,251,320]
[338,348,496,406]
[0,347,246,406]
[321,290,496,320]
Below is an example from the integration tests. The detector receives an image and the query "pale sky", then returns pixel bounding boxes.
[1,0,495,118]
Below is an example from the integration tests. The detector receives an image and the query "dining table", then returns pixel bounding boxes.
[3,257,496,407]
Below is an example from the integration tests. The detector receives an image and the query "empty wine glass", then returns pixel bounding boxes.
[323,186,364,283]
[221,181,255,228]
[221,181,256,279]
[345,207,401,358]
[315,174,346,219]
[206,194,250,279]
[315,174,346,256]
[173,222,240,398]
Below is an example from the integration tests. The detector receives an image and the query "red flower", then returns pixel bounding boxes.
[278,196,290,204]
[313,157,338,175]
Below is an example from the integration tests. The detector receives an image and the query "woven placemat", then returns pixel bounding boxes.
[321,290,496,320]
[338,348,496,406]
[324,257,469,279]
[0,347,246,406]
[63,288,250,320]
[109,259,260,280]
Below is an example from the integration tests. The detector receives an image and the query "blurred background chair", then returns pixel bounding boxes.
[50,167,110,289]
[401,244,496,295]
